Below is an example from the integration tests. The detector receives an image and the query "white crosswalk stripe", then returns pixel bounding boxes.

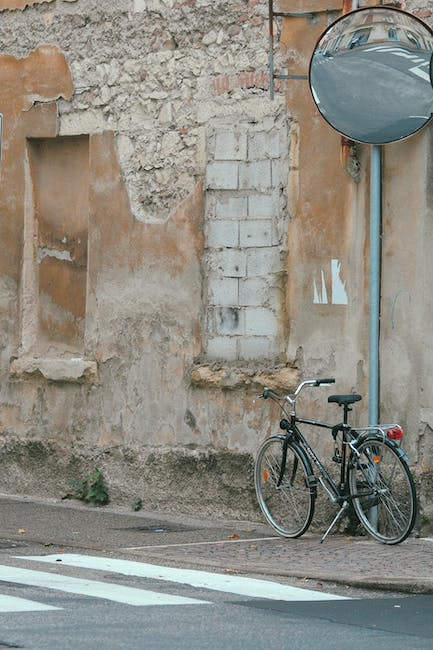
[0,553,349,613]
[0,594,61,613]
[20,553,349,602]
[0,564,210,608]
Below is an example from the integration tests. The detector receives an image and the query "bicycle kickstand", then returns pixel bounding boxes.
[320,501,350,544]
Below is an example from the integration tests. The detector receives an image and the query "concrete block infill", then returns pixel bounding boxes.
[215,196,248,219]
[212,249,247,278]
[272,159,288,188]
[214,130,247,161]
[246,247,283,276]
[247,193,277,218]
[206,161,239,190]
[248,130,280,160]
[239,160,272,191]
[206,220,239,248]
[214,306,245,336]
[238,336,276,360]
[239,277,268,307]
[244,307,278,337]
[205,335,238,360]
[207,277,239,306]
[239,219,273,248]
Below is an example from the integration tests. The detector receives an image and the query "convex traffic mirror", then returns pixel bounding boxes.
[309,7,433,145]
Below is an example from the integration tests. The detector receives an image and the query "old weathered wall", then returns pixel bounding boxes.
[278,0,433,528]
[0,0,294,520]
[0,0,432,526]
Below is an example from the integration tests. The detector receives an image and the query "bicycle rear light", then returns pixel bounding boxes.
[387,426,404,440]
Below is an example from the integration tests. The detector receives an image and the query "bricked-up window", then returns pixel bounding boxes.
[204,120,289,361]
[25,136,89,354]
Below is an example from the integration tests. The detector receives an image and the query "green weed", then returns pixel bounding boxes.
[70,468,109,506]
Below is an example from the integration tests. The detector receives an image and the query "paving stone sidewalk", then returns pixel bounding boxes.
[1,494,432,594]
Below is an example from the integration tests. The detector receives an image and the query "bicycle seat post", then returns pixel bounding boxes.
[343,404,350,425]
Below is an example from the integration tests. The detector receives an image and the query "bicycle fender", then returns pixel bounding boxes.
[387,438,409,462]
[289,441,318,499]
[351,432,409,462]
[272,435,317,499]
[277,436,290,488]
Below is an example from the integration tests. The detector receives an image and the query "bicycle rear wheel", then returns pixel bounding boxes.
[254,435,315,538]
[348,436,417,544]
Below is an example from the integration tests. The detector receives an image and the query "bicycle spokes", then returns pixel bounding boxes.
[255,436,315,538]
[349,439,416,544]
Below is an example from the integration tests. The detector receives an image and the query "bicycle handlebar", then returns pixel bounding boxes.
[261,378,335,403]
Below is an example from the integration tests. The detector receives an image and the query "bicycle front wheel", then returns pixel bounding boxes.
[254,435,315,538]
[348,437,417,544]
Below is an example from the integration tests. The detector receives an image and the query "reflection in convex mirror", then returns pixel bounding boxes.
[309,7,433,144]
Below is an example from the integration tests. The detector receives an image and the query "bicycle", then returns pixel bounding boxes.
[254,378,417,544]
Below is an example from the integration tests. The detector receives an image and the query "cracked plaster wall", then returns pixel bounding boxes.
[0,0,291,520]
[280,0,433,530]
[0,0,432,524]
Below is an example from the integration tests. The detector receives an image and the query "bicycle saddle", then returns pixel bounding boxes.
[328,394,362,406]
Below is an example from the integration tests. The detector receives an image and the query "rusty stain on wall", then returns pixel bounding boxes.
[0,44,204,365]
[280,6,367,379]
[0,46,73,284]
[29,136,89,350]
[88,131,204,278]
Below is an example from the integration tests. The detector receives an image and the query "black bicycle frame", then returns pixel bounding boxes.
[288,415,352,503]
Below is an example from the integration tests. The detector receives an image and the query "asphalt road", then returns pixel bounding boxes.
[1,495,433,649]
[0,554,432,649]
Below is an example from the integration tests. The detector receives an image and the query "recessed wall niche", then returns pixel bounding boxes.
[25,136,89,355]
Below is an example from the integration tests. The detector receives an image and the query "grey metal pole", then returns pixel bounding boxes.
[268,0,274,100]
[369,144,382,425]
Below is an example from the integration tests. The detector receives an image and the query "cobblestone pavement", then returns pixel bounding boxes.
[1,495,432,594]
[131,533,433,594]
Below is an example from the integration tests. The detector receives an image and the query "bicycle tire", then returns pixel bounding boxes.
[254,435,315,538]
[348,436,417,544]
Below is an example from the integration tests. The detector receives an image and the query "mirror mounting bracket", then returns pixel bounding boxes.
[268,1,340,98]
